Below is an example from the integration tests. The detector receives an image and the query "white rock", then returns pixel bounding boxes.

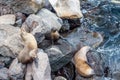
[49,0,83,19]
[32,49,51,80]
[0,14,16,25]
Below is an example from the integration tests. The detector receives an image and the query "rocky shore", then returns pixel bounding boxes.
[0,0,120,80]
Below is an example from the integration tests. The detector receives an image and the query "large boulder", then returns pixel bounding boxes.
[0,24,23,58]
[45,40,74,71]
[49,0,83,19]
[32,49,51,80]
[65,27,103,50]
[0,0,45,14]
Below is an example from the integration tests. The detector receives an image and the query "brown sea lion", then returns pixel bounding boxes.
[74,46,95,77]
[18,28,38,64]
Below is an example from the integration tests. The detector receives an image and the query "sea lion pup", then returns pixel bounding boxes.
[18,28,38,64]
[45,28,60,41]
[73,46,95,77]
[45,28,67,43]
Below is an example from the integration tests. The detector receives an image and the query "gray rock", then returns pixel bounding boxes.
[54,76,67,80]
[65,27,103,50]
[0,24,23,58]
[32,49,51,80]
[0,68,9,80]
[0,61,5,68]
[87,51,104,76]
[0,56,12,67]
[22,8,62,43]
[52,62,75,80]
[61,20,70,31]
[8,58,25,80]
[0,0,45,14]
[8,49,51,80]
[44,0,53,10]
[49,0,83,19]
[15,12,26,27]
[45,39,74,71]
[0,3,14,16]
[0,14,16,25]
[37,8,62,31]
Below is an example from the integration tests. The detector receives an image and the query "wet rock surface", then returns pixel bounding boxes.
[45,39,74,71]
[65,27,103,50]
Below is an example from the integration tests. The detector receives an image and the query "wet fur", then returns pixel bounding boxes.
[74,46,94,77]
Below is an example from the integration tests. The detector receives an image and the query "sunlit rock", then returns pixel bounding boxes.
[49,0,83,19]
[0,14,16,25]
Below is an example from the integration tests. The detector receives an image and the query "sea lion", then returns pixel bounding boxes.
[18,28,38,64]
[45,28,60,41]
[74,46,94,77]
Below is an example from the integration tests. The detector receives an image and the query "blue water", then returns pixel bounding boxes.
[82,0,120,79]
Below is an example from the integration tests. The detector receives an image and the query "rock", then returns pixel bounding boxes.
[44,0,53,10]
[65,27,103,50]
[32,49,51,80]
[0,68,9,80]
[54,76,67,80]
[52,62,75,80]
[15,12,26,27]
[60,19,70,32]
[49,0,83,19]
[25,63,33,80]
[22,8,62,43]
[0,14,16,25]
[87,50,104,76]
[0,3,14,16]
[0,0,45,14]
[0,24,23,58]
[36,8,62,31]
[8,58,25,80]
[0,61,5,69]
[8,49,51,80]
[45,39,74,71]
[0,56,12,68]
